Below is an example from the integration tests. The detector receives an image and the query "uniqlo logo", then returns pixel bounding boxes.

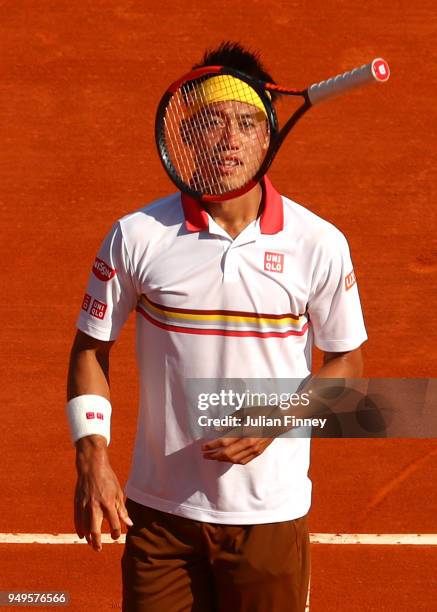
[345,269,357,291]
[82,293,91,312]
[96,413,104,420]
[86,412,95,420]
[264,252,284,273]
[90,299,107,320]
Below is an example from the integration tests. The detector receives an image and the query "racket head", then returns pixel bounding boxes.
[155,66,278,201]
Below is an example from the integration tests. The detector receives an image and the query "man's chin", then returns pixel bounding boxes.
[193,169,251,194]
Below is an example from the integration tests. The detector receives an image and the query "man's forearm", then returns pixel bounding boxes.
[75,434,109,477]
[313,348,364,381]
[267,348,365,432]
[67,340,111,401]
[67,333,113,454]
[215,348,365,439]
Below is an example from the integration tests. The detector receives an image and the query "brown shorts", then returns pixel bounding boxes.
[122,499,310,612]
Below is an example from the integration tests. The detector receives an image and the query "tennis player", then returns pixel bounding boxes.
[67,42,367,612]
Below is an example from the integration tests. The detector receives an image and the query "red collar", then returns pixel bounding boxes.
[180,176,284,235]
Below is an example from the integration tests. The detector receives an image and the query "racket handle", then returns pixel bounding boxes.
[307,58,390,105]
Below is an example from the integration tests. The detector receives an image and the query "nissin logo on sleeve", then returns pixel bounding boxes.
[93,257,116,281]
[264,252,284,273]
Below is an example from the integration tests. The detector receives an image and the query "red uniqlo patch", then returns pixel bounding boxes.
[97,413,104,420]
[264,252,284,273]
[82,293,91,312]
[90,299,107,320]
[86,412,95,420]
[345,269,357,291]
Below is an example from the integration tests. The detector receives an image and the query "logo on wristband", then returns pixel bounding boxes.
[86,412,104,420]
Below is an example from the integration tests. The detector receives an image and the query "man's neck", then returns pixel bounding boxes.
[203,183,263,239]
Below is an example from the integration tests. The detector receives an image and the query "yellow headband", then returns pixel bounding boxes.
[190,74,268,115]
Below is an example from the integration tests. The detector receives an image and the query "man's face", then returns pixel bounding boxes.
[185,100,270,193]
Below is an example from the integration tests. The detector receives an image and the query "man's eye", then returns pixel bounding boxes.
[238,118,256,129]
[200,116,224,129]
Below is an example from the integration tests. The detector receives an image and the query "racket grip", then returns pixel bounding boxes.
[307,58,390,105]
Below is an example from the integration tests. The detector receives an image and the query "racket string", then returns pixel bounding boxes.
[198,80,225,192]
[165,102,188,182]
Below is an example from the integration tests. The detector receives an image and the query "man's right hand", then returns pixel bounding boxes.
[74,435,133,552]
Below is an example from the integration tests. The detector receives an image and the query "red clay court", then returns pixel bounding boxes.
[1,1,436,610]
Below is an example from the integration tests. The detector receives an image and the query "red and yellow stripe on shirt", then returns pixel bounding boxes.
[136,294,309,338]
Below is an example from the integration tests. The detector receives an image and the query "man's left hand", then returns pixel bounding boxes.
[201,437,274,464]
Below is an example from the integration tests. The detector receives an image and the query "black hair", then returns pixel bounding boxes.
[192,41,279,103]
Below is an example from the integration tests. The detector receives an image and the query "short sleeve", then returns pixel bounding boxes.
[76,222,138,341]
[308,230,368,352]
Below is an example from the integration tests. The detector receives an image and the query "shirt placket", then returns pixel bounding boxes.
[207,218,259,284]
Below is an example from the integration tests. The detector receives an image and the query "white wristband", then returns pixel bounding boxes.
[66,394,112,446]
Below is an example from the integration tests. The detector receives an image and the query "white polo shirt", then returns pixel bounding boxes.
[77,176,367,524]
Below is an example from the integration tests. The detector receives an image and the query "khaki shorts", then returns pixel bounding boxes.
[122,499,310,612]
